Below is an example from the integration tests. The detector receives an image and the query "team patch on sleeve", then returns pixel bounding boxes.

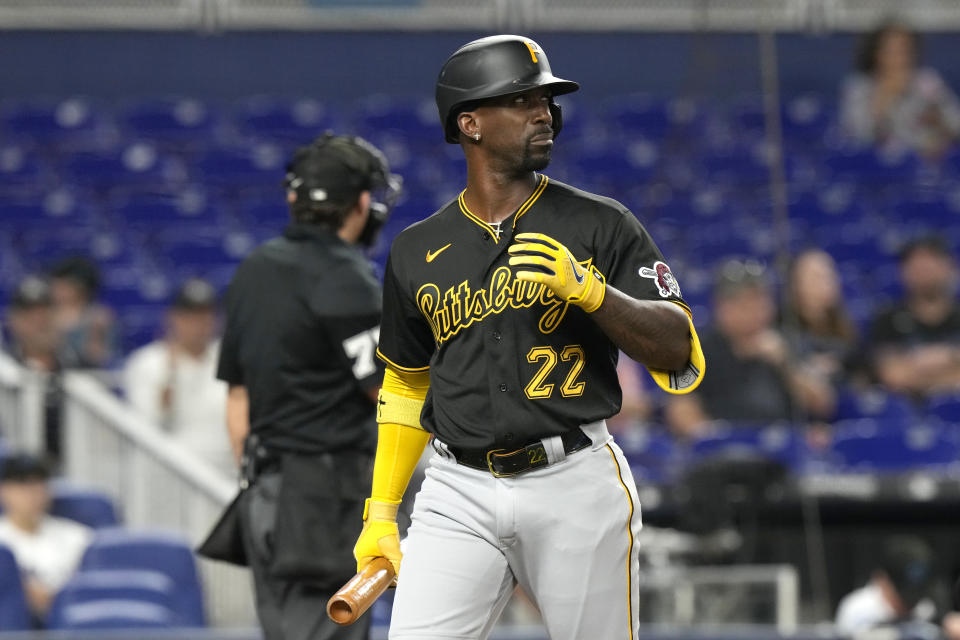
[638,261,681,298]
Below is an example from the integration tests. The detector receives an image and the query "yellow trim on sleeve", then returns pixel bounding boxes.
[376,348,430,373]
[645,309,705,395]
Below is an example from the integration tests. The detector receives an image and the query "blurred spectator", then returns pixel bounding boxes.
[123,279,232,475]
[665,260,833,438]
[867,237,960,398]
[836,536,960,639]
[48,257,118,369]
[781,249,858,385]
[840,21,960,159]
[4,277,72,461]
[0,454,92,622]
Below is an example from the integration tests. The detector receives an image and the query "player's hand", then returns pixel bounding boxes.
[353,499,402,577]
[508,232,605,312]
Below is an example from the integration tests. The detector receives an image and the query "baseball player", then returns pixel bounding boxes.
[353,35,705,639]
[217,133,401,640]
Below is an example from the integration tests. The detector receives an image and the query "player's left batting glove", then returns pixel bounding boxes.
[508,232,606,312]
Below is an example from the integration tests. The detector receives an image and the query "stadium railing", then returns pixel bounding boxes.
[0,0,957,31]
[0,352,255,628]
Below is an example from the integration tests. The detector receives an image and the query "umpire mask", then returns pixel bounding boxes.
[284,133,403,248]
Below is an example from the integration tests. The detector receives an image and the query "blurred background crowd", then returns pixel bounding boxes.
[1,3,960,639]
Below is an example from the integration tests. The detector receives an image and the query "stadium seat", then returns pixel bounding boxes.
[79,529,205,627]
[357,96,437,141]
[0,144,47,187]
[823,148,920,184]
[831,419,959,471]
[235,97,336,143]
[120,98,216,145]
[689,423,804,469]
[49,599,175,630]
[110,190,221,230]
[48,569,176,629]
[193,143,285,188]
[50,483,119,529]
[831,388,916,426]
[0,545,30,631]
[1,98,103,146]
[927,393,960,424]
[64,143,182,191]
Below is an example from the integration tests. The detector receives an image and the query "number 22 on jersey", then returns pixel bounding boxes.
[524,344,586,400]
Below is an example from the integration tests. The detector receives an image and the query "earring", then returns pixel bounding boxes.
[474,132,481,141]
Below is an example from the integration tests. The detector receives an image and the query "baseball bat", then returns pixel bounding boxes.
[326,557,396,625]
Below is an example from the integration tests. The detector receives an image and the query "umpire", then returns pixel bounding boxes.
[216,133,401,640]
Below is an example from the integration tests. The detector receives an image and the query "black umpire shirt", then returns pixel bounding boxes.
[217,223,384,455]
[377,175,692,450]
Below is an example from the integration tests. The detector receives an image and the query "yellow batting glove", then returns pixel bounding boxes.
[353,499,402,577]
[508,232,606,312]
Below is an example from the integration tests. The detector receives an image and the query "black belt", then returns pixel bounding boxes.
[447,428,592,478]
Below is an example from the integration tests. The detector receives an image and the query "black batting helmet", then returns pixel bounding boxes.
[435,35,580,144]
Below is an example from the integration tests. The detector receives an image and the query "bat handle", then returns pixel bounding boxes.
[326,557,396,626]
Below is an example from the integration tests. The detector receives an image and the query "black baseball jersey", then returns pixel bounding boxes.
[377,174,691,450]
[217,223,384,455]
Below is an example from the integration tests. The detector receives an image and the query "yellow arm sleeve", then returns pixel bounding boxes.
[369,367,432,505]
[646,305,706,395]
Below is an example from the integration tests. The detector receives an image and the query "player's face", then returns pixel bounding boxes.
[476,87,555,174]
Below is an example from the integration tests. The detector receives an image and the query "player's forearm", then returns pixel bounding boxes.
[226,385,250,467]
[591,285,690,371]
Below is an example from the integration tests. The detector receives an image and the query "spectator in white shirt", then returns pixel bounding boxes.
[836,536,960,639]
[123,279,233,476]
[0,454,92,620]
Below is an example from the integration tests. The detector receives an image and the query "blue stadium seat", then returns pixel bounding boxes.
[699,143,770,185]
[49,599,175,630]
[823,148,920,184]
[0,544,30,631]
[193,143,285,188]
[111,190,221,230]
[79,529,205,627]
[927,393,960,424]
[50,483,119,530]
[357,96,437,140]
[64,143,181,191]
[620,429,680,484]
[158,231,246,270]
[781,93,831,142]
[831,419,958,471]
[235,97,335,143]
[832,388,916,425]
[608,96,675,139]
[48,569,176,629]
[2,98,103,145]
[120,98,216,145]
[690,424,803,469]
[0,144,48,187]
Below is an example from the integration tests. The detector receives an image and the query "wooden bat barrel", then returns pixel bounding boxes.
[326,557,396,625]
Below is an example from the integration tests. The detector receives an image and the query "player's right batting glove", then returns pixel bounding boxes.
[354,498,402,576]
[508,232,606,312]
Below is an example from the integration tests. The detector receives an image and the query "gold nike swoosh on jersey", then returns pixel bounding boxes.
[426,244,453,263]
